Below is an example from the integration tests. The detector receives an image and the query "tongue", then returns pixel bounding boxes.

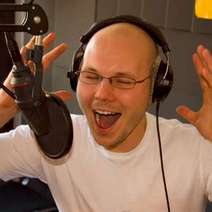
[96,114,121,129]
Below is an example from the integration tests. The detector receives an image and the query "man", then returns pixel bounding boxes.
[0,16,212,212]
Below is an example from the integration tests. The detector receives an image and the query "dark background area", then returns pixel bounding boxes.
[0,0,14,133]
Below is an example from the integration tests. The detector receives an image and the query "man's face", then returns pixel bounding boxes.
[77,23,157,152]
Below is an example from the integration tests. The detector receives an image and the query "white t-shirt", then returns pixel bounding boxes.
[0,113,212,212]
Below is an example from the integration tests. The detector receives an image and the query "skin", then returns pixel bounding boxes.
[76,23,158,152]
[0,25,211,152]
[177,45,212,141]
[0,33,71,128]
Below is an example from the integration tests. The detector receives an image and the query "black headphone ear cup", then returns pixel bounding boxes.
[68,46,84,91]
[152,60,173,103]
[69,71,78,92]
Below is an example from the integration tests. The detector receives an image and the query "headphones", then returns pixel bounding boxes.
[67,15,173,103]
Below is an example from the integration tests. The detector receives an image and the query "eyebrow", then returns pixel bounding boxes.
[113,72,135,78]
[81,67,97,72]
[81,67,136,78]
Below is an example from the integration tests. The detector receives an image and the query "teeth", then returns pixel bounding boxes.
[95,110,117,115]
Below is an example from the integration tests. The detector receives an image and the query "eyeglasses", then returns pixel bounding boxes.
[77,70,151,89]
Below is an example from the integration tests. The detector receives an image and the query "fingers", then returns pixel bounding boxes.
[193,45,212,89]
[20,36,36,64]
[20,33,69,71]
[42,32,56,49]
[176,105,197,125]
[42,43,68,70]
[196,45,212,74]
[201,47,212,88]
[197,45,212,72]
[53,90,72,102]
[192,52,203,75]
[20,32,56,55]
[192,52,209,89]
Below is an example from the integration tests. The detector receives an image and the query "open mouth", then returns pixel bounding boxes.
[94,110,121,129]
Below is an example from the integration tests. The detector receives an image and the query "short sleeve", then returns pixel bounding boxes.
[0,125,44,181]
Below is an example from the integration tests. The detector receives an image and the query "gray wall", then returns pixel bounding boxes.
[14,0,212,210]
[28,0,212,120]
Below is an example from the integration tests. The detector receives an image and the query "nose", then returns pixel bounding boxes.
[94,78,114,101]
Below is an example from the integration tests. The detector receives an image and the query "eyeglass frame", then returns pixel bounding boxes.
[75,70,152,89]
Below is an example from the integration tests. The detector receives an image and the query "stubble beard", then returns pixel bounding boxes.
[96,114,146,152]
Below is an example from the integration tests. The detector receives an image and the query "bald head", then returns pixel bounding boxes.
[81,23,159,79]
[93,23,158,55]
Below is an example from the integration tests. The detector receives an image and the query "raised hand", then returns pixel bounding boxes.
[21,32,71,101]
[0,32,71,127]
[177,45,212,141]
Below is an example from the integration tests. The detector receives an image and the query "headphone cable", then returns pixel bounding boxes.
[156,101,171,212]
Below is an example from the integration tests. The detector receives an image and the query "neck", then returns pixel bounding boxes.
[108,115,147,153]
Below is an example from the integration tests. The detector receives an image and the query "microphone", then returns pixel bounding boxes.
[4,32,73,159]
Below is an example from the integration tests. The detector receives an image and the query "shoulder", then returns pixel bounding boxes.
[0,124,34,143]
[71,113,88,126]
[146,113,211,169]
[70,113,89,134]
[70,113,92,148]
[146,113,205,144]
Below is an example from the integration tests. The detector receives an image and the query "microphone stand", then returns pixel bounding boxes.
[0,1,73,159]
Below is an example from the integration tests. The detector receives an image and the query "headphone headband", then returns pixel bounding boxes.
[68,15,173,103]
[80,15,170,54]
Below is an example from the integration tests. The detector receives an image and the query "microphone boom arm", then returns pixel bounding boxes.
[0,1,48,35]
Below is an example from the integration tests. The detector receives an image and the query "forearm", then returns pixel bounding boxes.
[0,102,18,128]
[0,92,18,128]
[0,71,18,128]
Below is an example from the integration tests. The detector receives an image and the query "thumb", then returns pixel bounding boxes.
[176,105,197,125]
[53,90,72,102]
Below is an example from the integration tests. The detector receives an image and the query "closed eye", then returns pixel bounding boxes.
[114,77,134,84]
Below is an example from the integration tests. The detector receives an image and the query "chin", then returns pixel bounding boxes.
[93,131,126,151]
[93,134,115,147]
